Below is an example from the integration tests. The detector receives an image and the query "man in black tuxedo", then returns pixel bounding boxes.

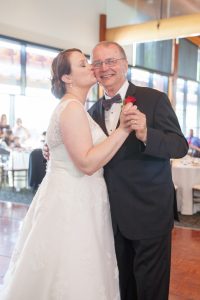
[88,41,188,300]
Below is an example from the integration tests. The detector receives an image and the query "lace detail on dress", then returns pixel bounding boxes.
[46,99,85,150]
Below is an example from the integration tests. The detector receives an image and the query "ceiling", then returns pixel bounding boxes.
[119,0,200,46]
[120,0,200,21]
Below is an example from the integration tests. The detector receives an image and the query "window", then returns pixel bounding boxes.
[0,94,11,123]
[176,78,185,132]
[14,93,58,148]
[135,40,172,74]
[185,80,198,135]
[0,39,21,94]
[152,73,168,93]
[0,38,60,148]
[197,48,200,82]
[175,79,200,136]
[86,84,98,110]
[178,39,198,81]
[26,46,58,95]
[130,68,150,87]
[130,67,168,93]
[0,38,101,149]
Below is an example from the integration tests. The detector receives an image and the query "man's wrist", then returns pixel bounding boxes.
[140,128,147,143]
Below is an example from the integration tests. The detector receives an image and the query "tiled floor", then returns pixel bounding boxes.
[0,200,200,299]
[170,227,200,300]
[0,201,29,285]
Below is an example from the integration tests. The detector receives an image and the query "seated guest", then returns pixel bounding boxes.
[13,118,30,144]
[187,129,200,157]
[0,114,10,138]
[1,129,14,149]
[1,131,23,150]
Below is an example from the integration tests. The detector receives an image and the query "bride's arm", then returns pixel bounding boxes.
[60,101,131,175]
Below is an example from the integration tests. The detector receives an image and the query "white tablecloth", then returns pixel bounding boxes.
[7,150,30,190]
[172,156,200,215]
[8,150,30,170]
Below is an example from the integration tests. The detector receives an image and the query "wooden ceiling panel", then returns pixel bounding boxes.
[120,0,200,19]
[187,36,200,47]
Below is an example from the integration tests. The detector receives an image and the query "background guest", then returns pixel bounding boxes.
[13,118,30,145]
[187,129,200,157]
[0,114,10,139]
[1,129,14,150]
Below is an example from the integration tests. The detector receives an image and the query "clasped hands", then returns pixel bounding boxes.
[43,103,147,161]
[120,103,147,143]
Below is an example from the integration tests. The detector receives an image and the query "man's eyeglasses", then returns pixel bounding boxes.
[92,58,126,69]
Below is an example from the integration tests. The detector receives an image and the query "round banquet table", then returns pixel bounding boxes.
[7,149,30,191]
[172,156,200,215]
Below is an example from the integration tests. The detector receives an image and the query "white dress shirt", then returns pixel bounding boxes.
[104,80,129,135]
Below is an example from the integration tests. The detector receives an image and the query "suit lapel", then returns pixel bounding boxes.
[116,82,137,129]
[98,98,109,136]
[125,81,137,98]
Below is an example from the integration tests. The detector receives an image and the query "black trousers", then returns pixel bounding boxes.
[114,229,172,300]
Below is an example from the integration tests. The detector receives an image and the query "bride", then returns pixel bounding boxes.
[0,48,133,299]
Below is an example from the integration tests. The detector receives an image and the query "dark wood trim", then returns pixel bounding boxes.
[187,36,200,47]
[99,14,106,42]
[169,39,179,107]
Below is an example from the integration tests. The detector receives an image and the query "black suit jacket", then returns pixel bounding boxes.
[28,148,46,191]
[88,82,188,240]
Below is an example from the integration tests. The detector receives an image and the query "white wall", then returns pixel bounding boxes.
[0,0,106,54]
[106,0,147,28]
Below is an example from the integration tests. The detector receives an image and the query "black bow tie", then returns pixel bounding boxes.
[102,94,122,111]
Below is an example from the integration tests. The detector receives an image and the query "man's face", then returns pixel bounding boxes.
[92,44,128,94]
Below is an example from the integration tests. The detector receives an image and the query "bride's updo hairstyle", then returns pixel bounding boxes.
[51,48,82,99]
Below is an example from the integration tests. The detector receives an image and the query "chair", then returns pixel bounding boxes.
[0,147,10,162]
[28,148,46,191]
[10,168,28,191]
[0,165,4,187]
[173,184,179,219]
[192,185,200,205]
[171,160,179,214]
[0,147,10,188]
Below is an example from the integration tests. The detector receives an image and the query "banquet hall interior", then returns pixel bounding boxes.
[0,0,200,299]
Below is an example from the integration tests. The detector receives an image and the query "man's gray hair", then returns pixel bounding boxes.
[92,41,127,60]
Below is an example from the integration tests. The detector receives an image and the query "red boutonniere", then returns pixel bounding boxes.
[124,96,137,105]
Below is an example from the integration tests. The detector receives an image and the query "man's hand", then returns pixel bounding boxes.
[119,103,135,134]
[43,143,50,161]
[124,105,147,143]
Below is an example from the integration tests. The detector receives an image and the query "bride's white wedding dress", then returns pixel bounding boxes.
[1,100,120,300]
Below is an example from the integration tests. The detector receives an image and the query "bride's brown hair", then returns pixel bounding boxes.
[51,48,82,99]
